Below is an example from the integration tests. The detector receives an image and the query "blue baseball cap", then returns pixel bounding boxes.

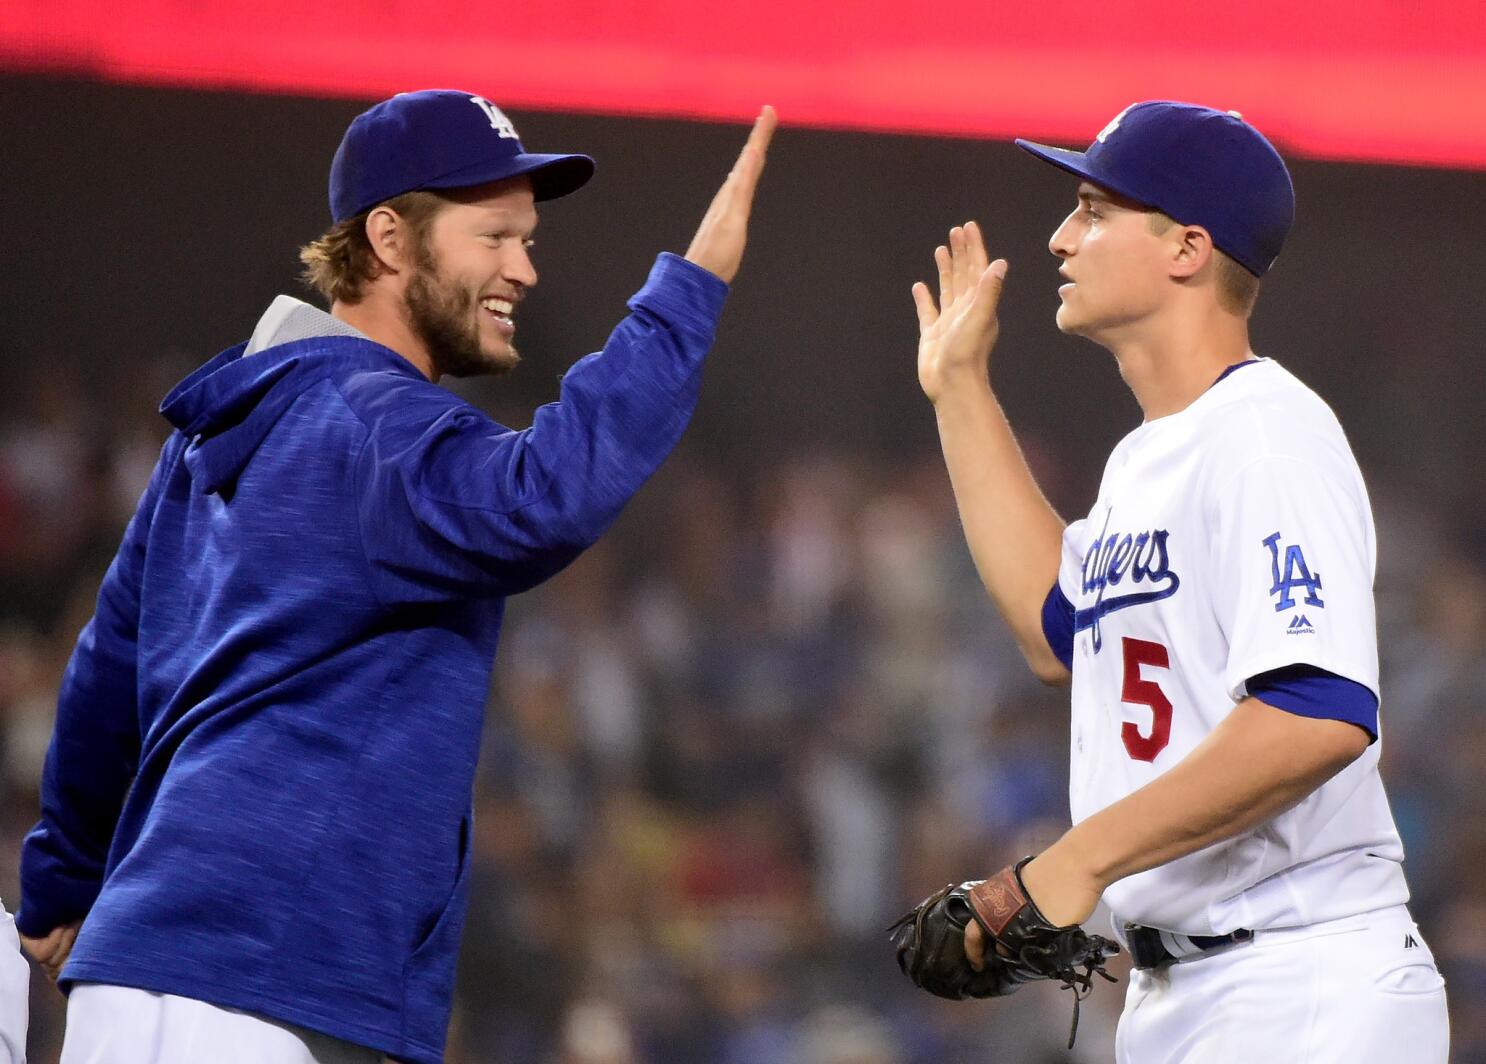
[1015,101,1294,277]
[329,89,595,223]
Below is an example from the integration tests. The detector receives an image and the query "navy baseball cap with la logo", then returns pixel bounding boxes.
[329,89,595,223]
[1015,101,1295,277]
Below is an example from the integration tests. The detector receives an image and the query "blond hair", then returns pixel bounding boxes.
[297,191,447,305]
[1147,211,1260,317]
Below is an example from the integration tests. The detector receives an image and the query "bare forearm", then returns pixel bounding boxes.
[912,225,1066,680]
[934,376,1067,680]
[1024,697,1369,923]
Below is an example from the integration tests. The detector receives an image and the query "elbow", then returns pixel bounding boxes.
[1027,649,1073,687]
[1238,698,1374,800]
[1293,718,1372,791]
[1304,713,1372,775]
[1034,664,1073,688]
[1328,721,1372,768]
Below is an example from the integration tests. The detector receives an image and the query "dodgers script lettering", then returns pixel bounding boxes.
[1075,519,1181,652]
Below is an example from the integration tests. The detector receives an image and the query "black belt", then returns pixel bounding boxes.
[1124,923,1254,969]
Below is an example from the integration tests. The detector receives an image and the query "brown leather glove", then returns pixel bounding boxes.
[890,857,1121,1047]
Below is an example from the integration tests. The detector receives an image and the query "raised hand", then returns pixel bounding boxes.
[684,106,778,284]
[913,221,1008,404]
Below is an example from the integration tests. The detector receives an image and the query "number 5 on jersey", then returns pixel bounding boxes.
[1120,636,1173,761]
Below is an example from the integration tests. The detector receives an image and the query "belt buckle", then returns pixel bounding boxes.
[1123,923,1174,970]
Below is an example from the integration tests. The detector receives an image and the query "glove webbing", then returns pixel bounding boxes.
[968,859,1119,1048]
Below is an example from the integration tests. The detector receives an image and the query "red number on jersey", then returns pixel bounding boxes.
[1120,636,1173,761]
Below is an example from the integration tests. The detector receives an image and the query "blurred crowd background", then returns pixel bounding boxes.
[5,77,1485,1062]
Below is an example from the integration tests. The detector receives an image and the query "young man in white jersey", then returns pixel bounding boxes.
[911,101,1449,1061]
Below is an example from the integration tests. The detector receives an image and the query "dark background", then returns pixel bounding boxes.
[4,75,1485,1063]
[6,76,1484,522]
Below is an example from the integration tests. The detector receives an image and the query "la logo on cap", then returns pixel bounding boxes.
[1097,104,1136,144]
[469,96,519,140]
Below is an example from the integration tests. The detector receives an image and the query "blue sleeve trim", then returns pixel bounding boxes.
[1041,584,1075,671]
[1247,664,1378,742]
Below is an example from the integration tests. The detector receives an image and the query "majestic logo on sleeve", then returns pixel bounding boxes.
[1075,518,1181,652]
[1262,532,1324,613]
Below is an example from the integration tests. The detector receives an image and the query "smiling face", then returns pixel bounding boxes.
[401,176,539,379]
[1047,182,1175,342]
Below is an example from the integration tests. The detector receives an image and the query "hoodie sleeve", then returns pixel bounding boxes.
[357,253,728,603]
[16,436,180,938]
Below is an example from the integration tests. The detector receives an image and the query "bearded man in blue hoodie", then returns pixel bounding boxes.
[17,91,777,1064]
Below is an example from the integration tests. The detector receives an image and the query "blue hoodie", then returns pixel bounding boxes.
[19,253,727,1063]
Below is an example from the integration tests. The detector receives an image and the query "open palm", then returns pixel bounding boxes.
[913,221,1008,403]
[684,106,777,284]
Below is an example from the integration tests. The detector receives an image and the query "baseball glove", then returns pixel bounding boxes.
[888,857,1121,1047]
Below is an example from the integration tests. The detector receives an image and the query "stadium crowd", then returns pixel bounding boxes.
[3,363,1483,1063]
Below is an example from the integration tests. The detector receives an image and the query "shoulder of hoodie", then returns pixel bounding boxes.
[316,340,505,442]
[1180,358,1364,489]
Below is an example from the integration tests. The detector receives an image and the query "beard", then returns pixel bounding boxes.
[403,244,519,380]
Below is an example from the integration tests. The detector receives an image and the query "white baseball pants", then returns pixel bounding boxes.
[60,984,383,1064]
[1116,904,1449,1063]
[0,909,29,1064]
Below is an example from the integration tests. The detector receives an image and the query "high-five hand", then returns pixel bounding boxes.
[913,222,1008,404]
[685,106,778,284]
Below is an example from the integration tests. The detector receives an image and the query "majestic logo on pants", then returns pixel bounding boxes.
[1076,518,1181,652]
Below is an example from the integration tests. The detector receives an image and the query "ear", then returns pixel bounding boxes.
[1169,224,1215,281]
[364,206,410,274]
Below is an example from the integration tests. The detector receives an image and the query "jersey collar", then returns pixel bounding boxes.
[1209,357,1265,391]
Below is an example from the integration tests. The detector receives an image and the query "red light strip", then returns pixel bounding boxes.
[6,0,1485,168]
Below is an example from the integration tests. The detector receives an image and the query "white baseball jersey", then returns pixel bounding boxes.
[1055,358,1408,935]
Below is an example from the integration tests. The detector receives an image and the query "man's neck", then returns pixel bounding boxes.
[331,298,437,381]
[1104,306,1253,421]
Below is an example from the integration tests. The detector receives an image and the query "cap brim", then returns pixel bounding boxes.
[1013,139,1153,211]
[423,151,596,202]
[517,152,596,201]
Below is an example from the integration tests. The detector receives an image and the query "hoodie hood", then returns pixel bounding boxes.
[160,336,417,496]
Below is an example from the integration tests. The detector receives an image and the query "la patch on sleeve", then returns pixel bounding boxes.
[1263,532,1323,633]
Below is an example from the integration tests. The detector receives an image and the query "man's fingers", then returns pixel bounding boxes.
[950,226,969,302]
[965,221,990,275]
[723,106,777,198]
[934,245,952,308]
[682,106,778,283]
[933,221,996,309]
[743,105,778,161]
[698,106,777,222]
[975,259,1009,313]
[965,919,986,971]
[957,222,987,294]
[21,928,59,963]
[31,921,79,960]
[48,925,79,980]
[912,281,938,331]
